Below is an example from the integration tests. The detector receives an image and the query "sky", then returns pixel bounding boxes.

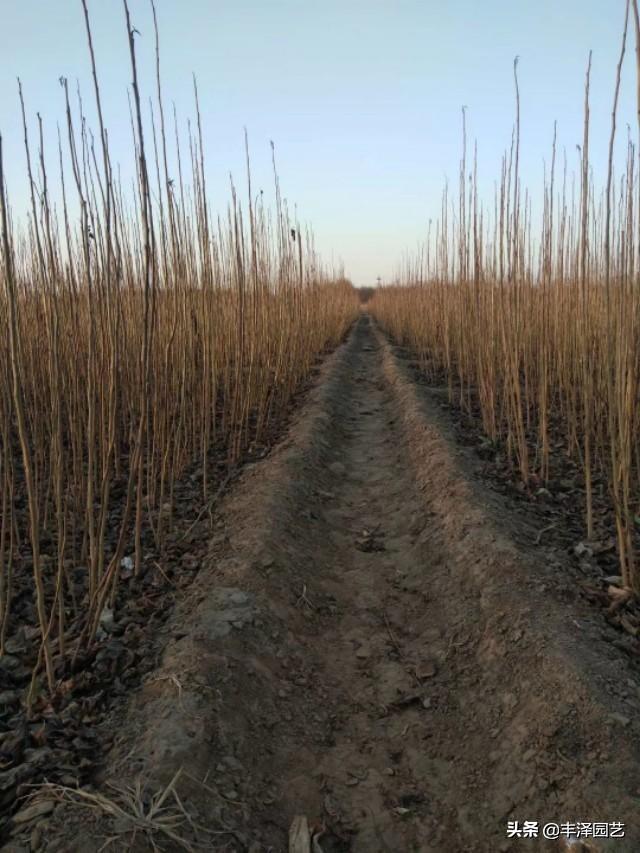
[0,0,637,285]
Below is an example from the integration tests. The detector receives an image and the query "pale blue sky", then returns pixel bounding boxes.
[0,1,636,284]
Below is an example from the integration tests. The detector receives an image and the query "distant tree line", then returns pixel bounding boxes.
[357,287,375,303]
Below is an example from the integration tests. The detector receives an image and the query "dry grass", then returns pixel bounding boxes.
[372,2,640,591]
[0,2,357,690]
[31,768,243,851]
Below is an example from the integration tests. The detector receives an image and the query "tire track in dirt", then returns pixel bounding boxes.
[41,314,640,853]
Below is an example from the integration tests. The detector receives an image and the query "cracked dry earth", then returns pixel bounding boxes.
[36,315,640,853]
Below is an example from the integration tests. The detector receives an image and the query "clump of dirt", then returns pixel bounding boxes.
[18,314,640,853]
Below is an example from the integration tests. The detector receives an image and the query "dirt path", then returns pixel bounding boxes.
[278,317,454,851]
[36,315,640,853]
